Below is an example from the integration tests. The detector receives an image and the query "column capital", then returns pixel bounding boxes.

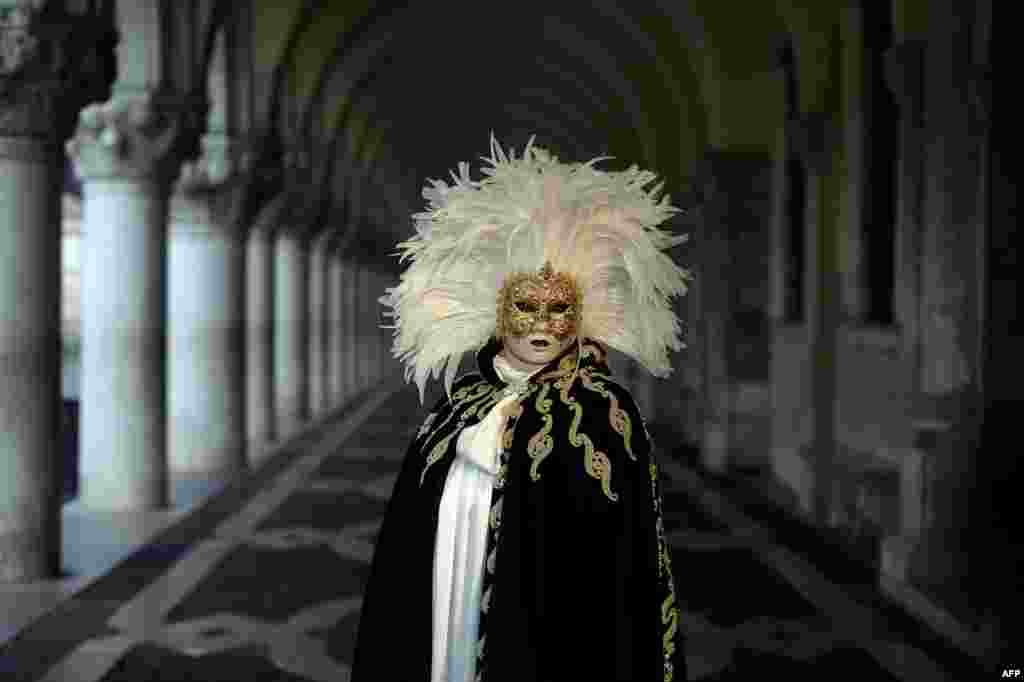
[0,3,55,139]
[169,185,244,239]
[65,91,181,182]
[176,133,252,195]
[1,2,117,141]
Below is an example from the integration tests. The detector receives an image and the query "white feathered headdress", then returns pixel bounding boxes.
[379,135,692,403]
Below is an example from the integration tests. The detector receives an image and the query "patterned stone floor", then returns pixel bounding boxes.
[0,382,983,681]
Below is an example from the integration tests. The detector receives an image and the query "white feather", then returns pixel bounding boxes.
[381,137,693,403]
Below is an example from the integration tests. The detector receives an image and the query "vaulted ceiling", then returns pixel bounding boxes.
[234,0,932,265]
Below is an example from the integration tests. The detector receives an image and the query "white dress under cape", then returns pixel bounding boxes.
[431,356,539,682]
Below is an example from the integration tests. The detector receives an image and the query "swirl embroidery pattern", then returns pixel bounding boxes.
[579,370,637,461]
[474,403,523,681]
[650,459,681,681]
[558,372,618,502]
[418,382,497,485]
[526,382,554,482]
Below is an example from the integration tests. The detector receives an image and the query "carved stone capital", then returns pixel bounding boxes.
[176,134,251,195]
[169,185,245,239]
[0,3,60,137]
[65,92,181,182]
[1,2,117,140]
[1,3,43,78]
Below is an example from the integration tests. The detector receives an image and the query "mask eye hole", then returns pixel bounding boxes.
[514,301,538,313]
[549,303,570,314]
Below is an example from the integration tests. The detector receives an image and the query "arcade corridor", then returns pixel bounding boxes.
[1,0,1015,679]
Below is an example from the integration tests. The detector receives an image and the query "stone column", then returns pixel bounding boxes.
[167,138,246,497]
[350,264,362,394]
[0,0,118,582]
[322,236,340,411]
[67,93,179,511]
[348,263,361,395]
[372,269,384,382]
[327,246,345,406]
[696,152,731,473]
[904,6,991,607]
[880,40,927,581]
[342,258,358,400]
[245,217,276,466]
[309,230,335,416]
[0,92,62,580]
[274,230,310,437]
[794,112,842,524]
[362,266,374,393]
[369,268,382,382]
[0,132,61,580]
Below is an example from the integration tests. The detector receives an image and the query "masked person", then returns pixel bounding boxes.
[352,137,691,682]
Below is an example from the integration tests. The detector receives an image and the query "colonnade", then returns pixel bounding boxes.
[0,104,396,583]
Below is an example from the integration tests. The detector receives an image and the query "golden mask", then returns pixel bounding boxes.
[496,262,581,339]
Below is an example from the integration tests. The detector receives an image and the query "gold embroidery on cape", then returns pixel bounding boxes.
[586,450,617,502]
[419,382,498,485]
[501,417,518,451]
[662,587,679,678]
[419,381,485,455]
[488,496,503,532]
[534,349,581,383]
[527,383,554,481]
[474,388,511,422]
[559,373,618,502]
[578,370,637,461]
[417,412,437,440]
[648,457,680,681]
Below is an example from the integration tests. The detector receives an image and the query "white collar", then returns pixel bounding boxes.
[492,354,541,391]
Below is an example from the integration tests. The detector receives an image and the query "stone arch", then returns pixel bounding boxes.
[296,2,654,163]
[297,2,414,158]
[198,0,236,85]
[254,1,716,248]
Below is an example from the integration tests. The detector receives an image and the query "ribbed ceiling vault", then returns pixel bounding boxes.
[219,0,931,267]
[235,0,716,262]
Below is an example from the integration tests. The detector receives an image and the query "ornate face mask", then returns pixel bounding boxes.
[497,261,582,340]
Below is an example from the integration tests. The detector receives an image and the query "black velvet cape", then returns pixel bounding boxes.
[352,337,685,681]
